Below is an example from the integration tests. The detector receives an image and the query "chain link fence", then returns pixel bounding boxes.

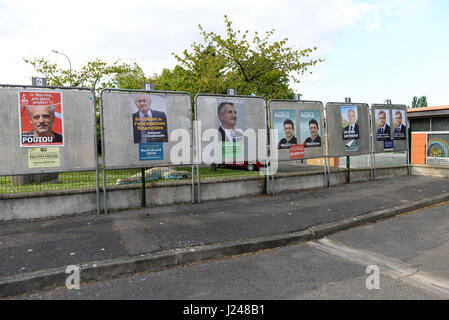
[0,166,194,195]
[194,164,260,181]
[337,152,408,170]
[275,159,326,175]
[0,164,265,196]
[0,171,97,194]
[0,148,415,197]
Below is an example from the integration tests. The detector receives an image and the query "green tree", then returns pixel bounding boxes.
[151,15,322,100]
[23,57,144,94]
[112,15,323,99]
[411,95,428,108]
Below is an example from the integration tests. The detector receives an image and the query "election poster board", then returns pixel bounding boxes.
[101,90,192,169]
[371,104,407,153]
[326,102,370,157]
[0,86,97,175]
[269,100,325,161]
[195,94,267,164]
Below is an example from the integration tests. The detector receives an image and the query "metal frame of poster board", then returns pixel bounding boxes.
[0,84,100,213]
[371,104,408,153]
[194,93,268,202]
[267,99,327,193]
[370,103,409,178]
[100,88,194,213]
[0,84,98,174]
[325,102,371,158]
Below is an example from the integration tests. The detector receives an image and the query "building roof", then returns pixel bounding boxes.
[407,105,449,118]
[408,105,449,113]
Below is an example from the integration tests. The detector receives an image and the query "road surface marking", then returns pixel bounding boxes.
[307,238,449,298]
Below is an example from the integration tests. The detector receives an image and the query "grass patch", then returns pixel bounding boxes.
[0,166,259,194]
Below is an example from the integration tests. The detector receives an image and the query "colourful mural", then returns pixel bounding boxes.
[427,136,449,158]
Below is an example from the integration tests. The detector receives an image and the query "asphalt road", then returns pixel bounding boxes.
[13,201,449,300]
[2,175,445,279]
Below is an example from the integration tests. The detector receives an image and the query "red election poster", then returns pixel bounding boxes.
[19,91,64,147]
[289,144,305,159]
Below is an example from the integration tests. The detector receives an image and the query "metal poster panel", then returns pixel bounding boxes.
[268,100,324,161]
[0,86,97,175]
[101,89,192,169]
[195,94,267,165]
[371,104,407,153]
[326,102,370,157]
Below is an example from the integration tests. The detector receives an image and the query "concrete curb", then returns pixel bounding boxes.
[2,193,449,298]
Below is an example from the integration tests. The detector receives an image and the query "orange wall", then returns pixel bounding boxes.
[411,133,427,164]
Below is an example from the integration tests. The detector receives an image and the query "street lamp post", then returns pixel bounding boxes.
[52,49,72,86]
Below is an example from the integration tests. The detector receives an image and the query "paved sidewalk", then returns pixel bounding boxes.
[1,175,447,281]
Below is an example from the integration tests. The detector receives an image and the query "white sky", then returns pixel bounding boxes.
[1,0,447,106]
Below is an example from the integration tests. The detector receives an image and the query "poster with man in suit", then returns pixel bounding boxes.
[217,99,246,160]
[341,106,359,140]
[393,109,406,140]
[300,110,321,148]
[132,93,168,144]
[217,100,246,142]
[376,109,391,141]
[274,110,297,149]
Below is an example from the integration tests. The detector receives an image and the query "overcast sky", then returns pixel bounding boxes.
[1,0,447,106]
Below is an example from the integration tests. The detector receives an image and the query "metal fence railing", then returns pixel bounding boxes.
[108,166,193,187]
[373,151,408,168]
[426,157,449,166]
[195,164,260,181]
[0,148,414,198]
[337,152,407,169]
[0,163,269,196]
[6,86,446,212]
[275,159,326,175]
[0,171,97,194]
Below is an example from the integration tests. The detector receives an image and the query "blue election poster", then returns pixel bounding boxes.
[139,143,163,161]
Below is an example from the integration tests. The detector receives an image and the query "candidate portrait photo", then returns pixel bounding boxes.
[299,110,321,148]
[375,109,391,141]
[341,106,359,140]
[273,110,297,149]
[19,91,64,147]
[393,109,406,140]
[217,100,246,143]
[132,93,168,144]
